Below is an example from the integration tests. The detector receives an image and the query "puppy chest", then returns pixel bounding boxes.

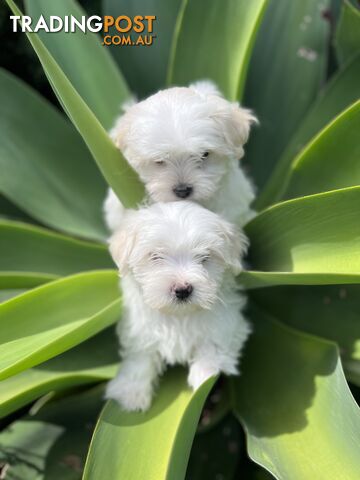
[153,318,204,365]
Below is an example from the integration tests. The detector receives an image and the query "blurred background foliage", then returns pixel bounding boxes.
[0,0,101,104]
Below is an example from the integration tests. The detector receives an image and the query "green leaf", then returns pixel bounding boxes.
[282,100,360,199]
[167,0,268,100]
[4,0,145,209]
[247,187,360,277]
[0,270,120,381]
[103,0,182,96]
[244,0,330,189]
[0,220,113,289]
[83,369,215,480]
[0,274,58,290]
[25,0,129,130]
[335,0,360,65]
[250,285,360,371]
[0,387,104,480]
[0,68,107,241]
[0,328,117,419]
[252,280,360,387]
[232,311,360,480]
[239,271,360,289]
[257,53,360,209]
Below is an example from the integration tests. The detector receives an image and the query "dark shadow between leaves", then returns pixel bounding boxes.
[233,306,338,438]
[36,327,119,373]
[249,284,360,365]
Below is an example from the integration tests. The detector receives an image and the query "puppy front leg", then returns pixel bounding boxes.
[105,352,163,412]
[188,345,238,391]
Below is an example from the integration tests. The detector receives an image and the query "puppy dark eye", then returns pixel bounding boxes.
[201,151,209,160]
[155,160,165,166]
[150,253,163,262]
[198,254,210,264]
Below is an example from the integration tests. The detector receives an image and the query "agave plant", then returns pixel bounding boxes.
[0,0,359,478]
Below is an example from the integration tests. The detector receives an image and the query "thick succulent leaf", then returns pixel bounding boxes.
[232,311,360,480]
[0,270,120,381]
[0,69,107,240]
[250,285,360,379]
[0,328,117,418]
[257,53,360,209]
[0,220,113,289]
[25,0,129,130]
[83,369,215,480]
[0,387,104,480]
[244,0,330,190]
[5,0,145,208]
[247,187,360,277]
[282,100,360,199]
[239,271,360,289]
[167,0,268,100]
[0,274,56,290]
[186,414,241,480]
[335,0,360,65]
[103,0,181,96]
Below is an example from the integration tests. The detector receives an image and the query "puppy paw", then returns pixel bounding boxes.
[105,375,153,412]
[188,363,219,391]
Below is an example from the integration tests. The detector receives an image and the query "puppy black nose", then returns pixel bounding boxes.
[174,284,193,301]
[173,184,193,199]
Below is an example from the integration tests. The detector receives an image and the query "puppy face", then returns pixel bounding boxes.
[109,202,248,314]
[110,82,256,204]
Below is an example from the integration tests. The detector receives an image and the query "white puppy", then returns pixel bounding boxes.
[105,201,251,412]
[104,81,257,232]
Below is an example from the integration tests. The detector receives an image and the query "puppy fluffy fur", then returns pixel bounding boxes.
[106,202,251,412]
[104,80,257,232]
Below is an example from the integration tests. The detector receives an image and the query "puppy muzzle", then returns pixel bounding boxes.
[174,284,193,301]
[173,184,193,199]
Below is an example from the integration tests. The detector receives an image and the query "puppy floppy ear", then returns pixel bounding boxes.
[109,98,137,150]
[109,115,131,150]
[217,219,249,275]
[108,210,140,274]
[212,102,258,158]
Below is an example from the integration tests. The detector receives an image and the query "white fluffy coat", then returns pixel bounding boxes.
[106,202,251,411]
[104,80,257,231]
